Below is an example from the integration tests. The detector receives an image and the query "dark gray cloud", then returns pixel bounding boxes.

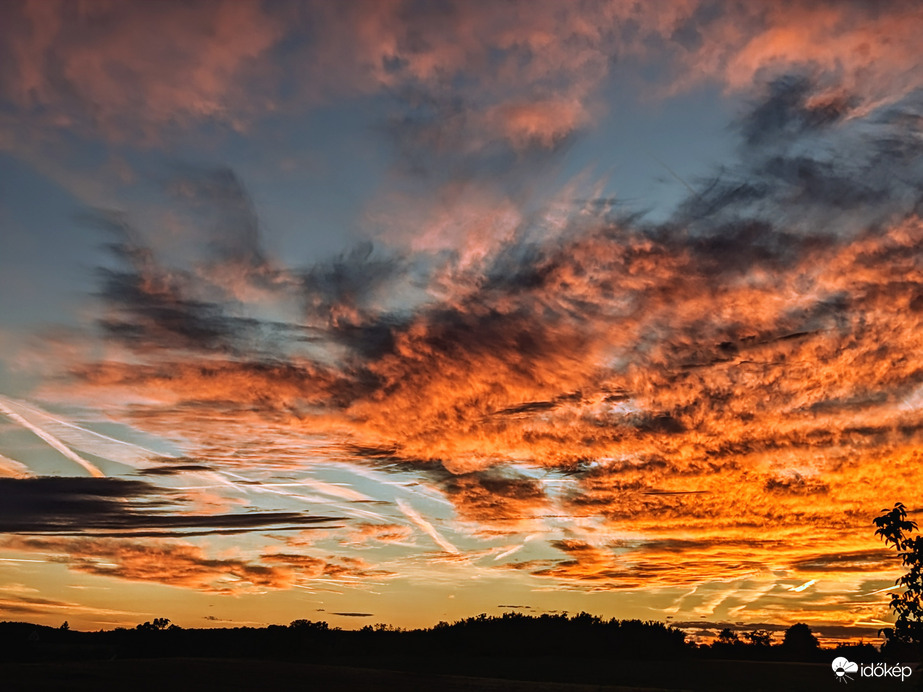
[0,477,340,536]
[789,550,894,573]
[80,168,315,358]
[679,85,923,238]
[764,475,830,496]
[166,166,268,271]
[140,462,213,476]
[87,209,271,353]
[330,612,374,617]
[300,242,413,359]
[739,76,857,148]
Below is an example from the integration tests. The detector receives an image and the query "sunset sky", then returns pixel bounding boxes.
[2,0,923,641]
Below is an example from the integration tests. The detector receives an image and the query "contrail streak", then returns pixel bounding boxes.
[0,557,47,563]
[257,479,371,502]
[862,584,900,596]
[788,579,817,592]
[494,543,525,560]
[396,499,459,554]
[0,399,104,477]
[217,470,387,521]
[0,396,163,467]
[648,151,696,195]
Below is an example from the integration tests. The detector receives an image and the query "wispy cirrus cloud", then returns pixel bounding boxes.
[0,454,31,479]
[0,587,140,624]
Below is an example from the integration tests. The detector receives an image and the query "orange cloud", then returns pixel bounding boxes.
[487,99,589,150]
[720,2,923,107]
[4,1,921,148]
[52,208,923,571]
[438,473,550,532]
[3,536,293,593]
[261,551,392,580]
[2,535,391,593]
[1,0,285,140]
[342,523,413,545]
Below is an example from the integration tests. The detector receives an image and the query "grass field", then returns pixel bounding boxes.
[0,658,916,691]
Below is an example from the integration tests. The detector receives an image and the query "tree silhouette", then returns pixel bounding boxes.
[716,627,739,644]
[289,619,329,632]
[782,623,819,659]
[744,629,772,647]
[874,502,923,652]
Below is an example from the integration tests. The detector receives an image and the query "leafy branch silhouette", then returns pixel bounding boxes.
[874,502,923,650]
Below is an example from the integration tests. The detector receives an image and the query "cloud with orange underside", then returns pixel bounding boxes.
[1,535,391,593]
[3,536,293,593]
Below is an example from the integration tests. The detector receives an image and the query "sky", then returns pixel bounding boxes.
[1,0,923,642]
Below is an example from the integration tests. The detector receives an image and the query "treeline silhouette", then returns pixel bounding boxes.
[0,612,880,666]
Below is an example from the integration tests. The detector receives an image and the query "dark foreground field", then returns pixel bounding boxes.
[2,616,918,690]
[0,657,915,692]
